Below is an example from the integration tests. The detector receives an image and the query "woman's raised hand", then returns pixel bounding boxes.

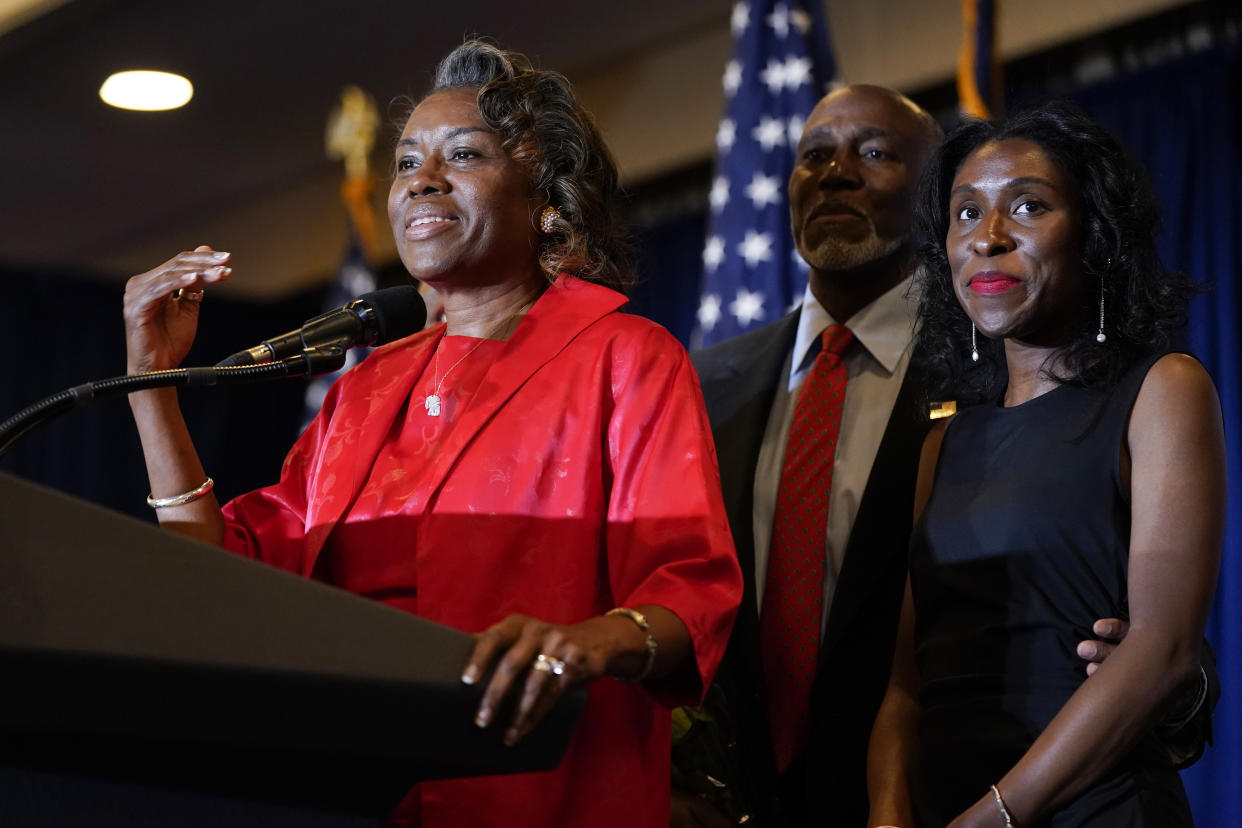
[123,245,231,373]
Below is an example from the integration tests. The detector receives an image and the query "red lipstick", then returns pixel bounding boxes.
[969,271,1021,295]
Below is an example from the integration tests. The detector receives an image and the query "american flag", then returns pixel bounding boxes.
[693,0,838,347]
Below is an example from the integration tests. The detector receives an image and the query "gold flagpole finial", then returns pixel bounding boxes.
[326,85,379,179]
[326,85,381,263]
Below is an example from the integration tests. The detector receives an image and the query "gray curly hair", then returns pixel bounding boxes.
[422,40,634,291]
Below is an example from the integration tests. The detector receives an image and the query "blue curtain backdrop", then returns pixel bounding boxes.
[0,269,326,519]
[1067,44,1242,828]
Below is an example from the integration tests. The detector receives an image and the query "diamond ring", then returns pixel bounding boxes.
[533,653,566,676]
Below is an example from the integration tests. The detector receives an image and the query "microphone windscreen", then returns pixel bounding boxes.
[361,285,428,345]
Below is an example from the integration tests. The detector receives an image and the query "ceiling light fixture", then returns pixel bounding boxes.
[99,70,193,111]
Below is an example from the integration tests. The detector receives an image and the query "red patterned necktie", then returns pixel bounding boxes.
[760,324,854,772]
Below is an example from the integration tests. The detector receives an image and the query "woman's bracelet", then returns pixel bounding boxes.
[1160,664,1209,732]
[990,784,1016,827]
[606,607,657,682]
[146,477,214,509]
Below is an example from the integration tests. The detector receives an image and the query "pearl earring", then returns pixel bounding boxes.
[971,324,979,362]
[540,205,561,234]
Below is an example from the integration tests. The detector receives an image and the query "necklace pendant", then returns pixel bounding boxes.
[424,394,442,417]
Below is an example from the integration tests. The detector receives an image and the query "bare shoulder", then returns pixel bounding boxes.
[1133,354,1220,415]
[1130,353,1223,449]
[1126,357,1225,582]
[1141,353,1216,396]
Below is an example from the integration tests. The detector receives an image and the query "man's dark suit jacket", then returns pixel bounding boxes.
[689,310,931,827]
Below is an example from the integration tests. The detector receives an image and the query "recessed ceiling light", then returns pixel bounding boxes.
[99,70,193,111]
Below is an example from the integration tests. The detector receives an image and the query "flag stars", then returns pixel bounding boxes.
[737,230,774,268]
[710,176,731,212]
[697,293,723,332]
[731,1,750,35]
[730,287,767,326]
[752,115,787,151]
[745,171,782,209]
[784,56,812,89]
[759,55,813,94]
[722,60,743,96]
[759,58,787,94]
[767,3,790,38]
[698,0,832,347]
[787,114,806,147]
[703,235,727,272]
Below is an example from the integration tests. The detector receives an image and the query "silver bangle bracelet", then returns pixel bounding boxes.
[146,477,214,509]
[1161,664,1209,732]
[606,607,658,682]
[990,784,1016,827]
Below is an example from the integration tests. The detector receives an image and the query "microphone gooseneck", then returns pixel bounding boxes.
[0,286,427,458]
[215,285,427,368]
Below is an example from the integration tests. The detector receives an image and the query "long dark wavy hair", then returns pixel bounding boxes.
[415,39,634,292]
[914,102,1192,404]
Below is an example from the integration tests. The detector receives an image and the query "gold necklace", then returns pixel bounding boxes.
[423,302,532,417]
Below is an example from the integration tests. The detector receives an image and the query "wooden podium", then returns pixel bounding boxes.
[0,471,584,825]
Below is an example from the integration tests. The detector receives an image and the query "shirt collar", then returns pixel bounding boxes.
[790,275,919,384]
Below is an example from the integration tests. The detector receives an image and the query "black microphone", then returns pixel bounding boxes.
[216,285,427,367]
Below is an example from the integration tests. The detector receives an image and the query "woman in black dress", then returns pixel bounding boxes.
[867,103,1225,827]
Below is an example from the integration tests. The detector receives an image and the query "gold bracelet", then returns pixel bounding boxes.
[990,784,1016,827]
[147,477,214,509]
[606,607,657,682]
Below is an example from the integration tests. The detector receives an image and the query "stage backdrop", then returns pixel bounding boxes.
[1067,43,1242,828]
[0,268,328,518]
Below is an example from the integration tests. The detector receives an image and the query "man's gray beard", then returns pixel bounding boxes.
[798,232,904,272]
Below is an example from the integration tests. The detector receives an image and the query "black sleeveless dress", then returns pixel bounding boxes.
[909,353,1193,827]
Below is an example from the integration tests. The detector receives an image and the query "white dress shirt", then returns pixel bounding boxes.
[752,277,918,630]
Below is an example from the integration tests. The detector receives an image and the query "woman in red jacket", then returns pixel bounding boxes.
[122,40,742,828]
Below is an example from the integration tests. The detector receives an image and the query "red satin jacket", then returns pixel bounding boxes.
[220,275,742,827]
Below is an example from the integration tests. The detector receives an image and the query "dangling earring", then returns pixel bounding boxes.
[971,324,979,362]
[1096,258,1109,344]
[540,205,561,234]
